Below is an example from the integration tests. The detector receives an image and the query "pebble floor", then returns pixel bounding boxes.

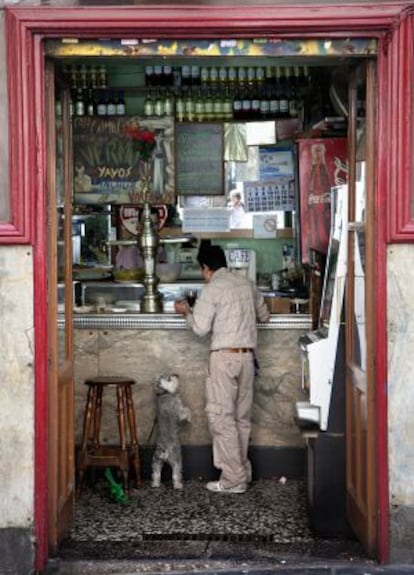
[58,479,367,562]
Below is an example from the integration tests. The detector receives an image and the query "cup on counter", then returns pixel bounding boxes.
[96,296,106,313]
[185,289,197,308]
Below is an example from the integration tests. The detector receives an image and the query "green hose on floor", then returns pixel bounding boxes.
[104,467,129,504]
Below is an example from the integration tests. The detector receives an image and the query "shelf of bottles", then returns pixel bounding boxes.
[145,64,311,123]
[56,62,312,123]
[55,64,126,118]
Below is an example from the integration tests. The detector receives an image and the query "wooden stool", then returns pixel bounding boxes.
[78,376,142,492]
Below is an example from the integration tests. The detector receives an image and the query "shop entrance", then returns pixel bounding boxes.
[6,3,402,570]
[45,42,376,562]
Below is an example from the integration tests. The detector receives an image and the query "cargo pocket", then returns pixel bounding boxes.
[205,400,222,434]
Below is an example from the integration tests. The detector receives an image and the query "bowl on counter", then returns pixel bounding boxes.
[113,268,145,283]
[156,262,182,283]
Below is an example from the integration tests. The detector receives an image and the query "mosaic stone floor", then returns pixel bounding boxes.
[59,479,367,562]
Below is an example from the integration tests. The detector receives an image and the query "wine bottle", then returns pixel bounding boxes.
[97,90,107,116]
[144,88,154,117]
[75,88,85,116]
[175,89,185,122]
[86,89,96,117]
[116,91,126,116]
[106,91,117,116]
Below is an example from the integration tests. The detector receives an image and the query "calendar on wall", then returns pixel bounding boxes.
[243,177,295,212]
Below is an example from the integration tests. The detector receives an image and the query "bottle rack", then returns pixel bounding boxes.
[56,62,312,123]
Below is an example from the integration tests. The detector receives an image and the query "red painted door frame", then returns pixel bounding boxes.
[5,3,409,569]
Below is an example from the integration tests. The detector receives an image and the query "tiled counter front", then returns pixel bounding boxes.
[70,314,311,450]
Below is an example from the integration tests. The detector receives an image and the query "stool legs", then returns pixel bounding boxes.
[125,384,142,487]
[116,385,129,491]
[78,383,98,491]
[77,378,142,494]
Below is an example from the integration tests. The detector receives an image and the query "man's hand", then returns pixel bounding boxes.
[174,299,192,316]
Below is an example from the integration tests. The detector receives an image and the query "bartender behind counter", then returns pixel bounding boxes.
[174,243,269,495]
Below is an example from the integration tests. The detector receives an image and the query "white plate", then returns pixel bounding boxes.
[73,306,94,314]
[115,300,141,310]
[109,307,128,313]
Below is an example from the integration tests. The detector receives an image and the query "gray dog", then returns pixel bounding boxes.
[151,373,191,490]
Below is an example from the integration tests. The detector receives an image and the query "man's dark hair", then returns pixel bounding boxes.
[197,244,227,271]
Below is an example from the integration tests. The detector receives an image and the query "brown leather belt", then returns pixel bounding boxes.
[213,348,253,353]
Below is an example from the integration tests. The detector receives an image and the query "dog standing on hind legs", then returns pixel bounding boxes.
[151,373,191,490]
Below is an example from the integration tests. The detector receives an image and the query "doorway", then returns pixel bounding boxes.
[5,4,396,570]
[46,42,375,561]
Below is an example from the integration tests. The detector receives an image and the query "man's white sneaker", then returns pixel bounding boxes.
[206,481,247,494]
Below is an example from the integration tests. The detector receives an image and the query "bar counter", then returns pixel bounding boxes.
[69,303,311,478]
[61,312,311,330]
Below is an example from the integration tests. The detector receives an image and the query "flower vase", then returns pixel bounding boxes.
[140,160,153,203]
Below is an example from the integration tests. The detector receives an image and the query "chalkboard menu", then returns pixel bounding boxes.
[175,123,224,196]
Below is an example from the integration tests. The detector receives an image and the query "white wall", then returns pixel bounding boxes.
[0,246,34,527]
[388,244,414,561]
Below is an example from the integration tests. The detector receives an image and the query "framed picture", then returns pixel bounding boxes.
[73,116,175,205]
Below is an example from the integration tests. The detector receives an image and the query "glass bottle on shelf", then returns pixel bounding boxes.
[75,88,85,116]
[209,66,219,89]
[154,64,163,86]
[98,65,107,89]
[251,83,261,120]
[163,65,173,87]
[80,64,88,90]
[164,89,174,116]
[154,88,164,117]
[86,88,96,117]
[116,91,126,116]
[97,90,107,116]
[200,66,209,86]
[278,66,290,118]
[218,66,228,86]
[287,66,298,118]
[88,65,97,90]
[184,87,195,122]
[181,65,191,88]
[223,85,233,121]
[204,87,214,121]
[241,86,252,120]
[144,88,154,117]
[145,65,154,86]
[232,85,242,120]
[106,91,117,116]
[195,87,205,122]
[191,65,200,87]
[213,86,223,121]
[175,89,185,122]
[259,82,270,120]
[227,66,237,92]
[237,66,247,88]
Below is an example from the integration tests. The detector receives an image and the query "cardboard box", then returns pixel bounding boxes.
[264,296,292,314]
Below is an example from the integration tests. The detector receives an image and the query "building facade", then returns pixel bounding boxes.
[1,1,414,573]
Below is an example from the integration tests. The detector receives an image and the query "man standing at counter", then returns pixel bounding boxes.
[174,245,270,494]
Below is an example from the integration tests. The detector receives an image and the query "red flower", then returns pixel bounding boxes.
[124,125,156,162]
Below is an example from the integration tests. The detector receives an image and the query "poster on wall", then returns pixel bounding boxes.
[258,145,295,180]
[298,138,348,263]
[73,116,175,205]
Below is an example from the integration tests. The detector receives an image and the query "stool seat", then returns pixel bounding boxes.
[78,376,142,493]
[84,376,136,387]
